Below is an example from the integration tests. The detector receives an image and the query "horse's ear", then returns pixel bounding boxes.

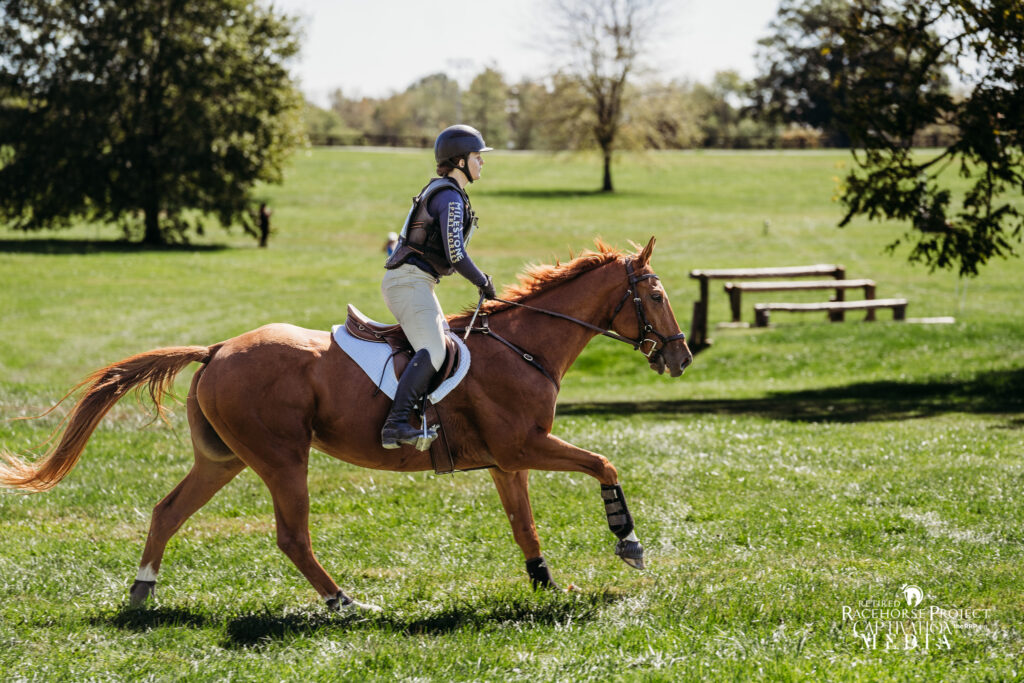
[637,236,656,267]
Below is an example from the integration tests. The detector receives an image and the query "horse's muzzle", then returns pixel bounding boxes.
[650,343,693,377]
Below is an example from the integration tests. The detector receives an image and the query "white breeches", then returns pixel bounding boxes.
[381,264,446,371]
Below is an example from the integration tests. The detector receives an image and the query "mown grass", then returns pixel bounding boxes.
[0,148,1021,681]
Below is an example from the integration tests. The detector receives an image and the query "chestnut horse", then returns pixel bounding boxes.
[0,237,692,611]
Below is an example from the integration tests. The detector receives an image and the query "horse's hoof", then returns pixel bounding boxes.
[526,556,559,591]
[615,539,645,570]
[129,580,156,607]
[326,590,382,613]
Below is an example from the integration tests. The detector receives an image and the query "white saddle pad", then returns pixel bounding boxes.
[331,310,470,403]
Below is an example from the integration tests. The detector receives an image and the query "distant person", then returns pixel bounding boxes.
[384,231,399,256]
[379,124,495,449]
[258,202,272,248]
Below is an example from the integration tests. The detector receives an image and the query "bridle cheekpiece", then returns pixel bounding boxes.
[602,259,687,362]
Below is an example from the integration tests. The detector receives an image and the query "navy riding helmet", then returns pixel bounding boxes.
[434,125,492,182]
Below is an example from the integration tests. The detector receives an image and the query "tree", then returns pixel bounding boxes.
[304,100,349,146]
[0,0,304,245]
[544,0,664,191]
[755,0,1023,275]
[508,79,548,150]
[752,0,863,146]
[628,75,772,150]
[533,74,594,152]
[402,73,459,141]
[329,89,375,141]
[691,71,773,149]
[464,66,511,150]
[371,92,415,143]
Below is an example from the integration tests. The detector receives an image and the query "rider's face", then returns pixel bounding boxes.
[466,152,484,181]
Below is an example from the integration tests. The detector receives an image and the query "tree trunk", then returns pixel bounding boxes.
[601,148,614,193]
[143,200,162,245]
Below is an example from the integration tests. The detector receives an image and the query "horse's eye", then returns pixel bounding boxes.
[651,292,663,302]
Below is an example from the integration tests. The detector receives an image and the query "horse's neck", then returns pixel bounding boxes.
[500,262,625,382]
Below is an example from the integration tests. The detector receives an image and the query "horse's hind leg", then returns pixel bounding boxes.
[206,414,377,612]
[130,454,245,605]
[248,461,379,612]
[489,469,559,590]
[130,379,246,606]
[195,363,378,613]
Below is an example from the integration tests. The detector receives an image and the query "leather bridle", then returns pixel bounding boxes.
[603,259,688,361]
[457,259,687,387]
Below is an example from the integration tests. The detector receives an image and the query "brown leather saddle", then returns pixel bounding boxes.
[344,305,461,391]
[343,305,461,474]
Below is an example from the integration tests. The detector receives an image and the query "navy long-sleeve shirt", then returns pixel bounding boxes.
[427,188,487,287]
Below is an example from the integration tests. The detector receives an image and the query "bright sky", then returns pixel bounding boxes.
[274,0,782,106]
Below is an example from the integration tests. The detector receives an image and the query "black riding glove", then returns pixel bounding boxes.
[478,274,497,300]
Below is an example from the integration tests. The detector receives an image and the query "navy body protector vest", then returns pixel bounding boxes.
[384,177,477,277]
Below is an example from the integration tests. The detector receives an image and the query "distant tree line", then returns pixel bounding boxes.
[305,69,795,151]
[303,67,961,152]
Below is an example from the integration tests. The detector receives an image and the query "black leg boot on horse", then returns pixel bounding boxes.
[381,349,436,449]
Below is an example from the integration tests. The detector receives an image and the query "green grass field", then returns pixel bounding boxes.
[1,148,1021,681]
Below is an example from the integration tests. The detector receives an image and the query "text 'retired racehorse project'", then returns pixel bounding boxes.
[0,237,692,611]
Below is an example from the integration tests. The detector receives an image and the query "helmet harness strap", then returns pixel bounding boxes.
[447,154,474,184]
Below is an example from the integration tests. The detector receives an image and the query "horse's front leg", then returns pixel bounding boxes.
[514,432,645,571]
[488,469,559,590]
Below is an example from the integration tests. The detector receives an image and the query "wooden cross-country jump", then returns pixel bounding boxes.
[688,264,845,350]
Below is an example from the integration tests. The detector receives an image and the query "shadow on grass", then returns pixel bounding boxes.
[0,239,230,255]
[559,367,1024,424]
[223,609,344,647]
[381,589,619,636]
[93,605,213,631]
[221,590,622,648]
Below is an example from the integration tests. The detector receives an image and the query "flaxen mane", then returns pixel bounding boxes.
[454,240,623,320]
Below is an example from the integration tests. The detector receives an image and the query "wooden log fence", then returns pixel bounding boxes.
[753,298,909,327]
[688,264,845,351]
[724,279,877,323]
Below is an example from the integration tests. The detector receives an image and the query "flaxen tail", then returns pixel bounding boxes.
[0,346,211,492]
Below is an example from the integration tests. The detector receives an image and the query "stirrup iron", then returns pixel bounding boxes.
[414,418,438,450]
[413,398,438,451]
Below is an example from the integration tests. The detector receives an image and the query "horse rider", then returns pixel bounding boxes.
[380,124,496,449]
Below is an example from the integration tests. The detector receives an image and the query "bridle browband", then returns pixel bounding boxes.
[453,258,686,387]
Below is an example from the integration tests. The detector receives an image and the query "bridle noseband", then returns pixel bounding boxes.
[456,258,686,387]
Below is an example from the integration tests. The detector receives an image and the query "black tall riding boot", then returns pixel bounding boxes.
[381,349,436,449]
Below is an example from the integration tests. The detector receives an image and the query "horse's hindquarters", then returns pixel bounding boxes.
[195,324,328,467]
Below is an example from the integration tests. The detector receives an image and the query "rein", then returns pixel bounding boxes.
[452,259,686,387]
